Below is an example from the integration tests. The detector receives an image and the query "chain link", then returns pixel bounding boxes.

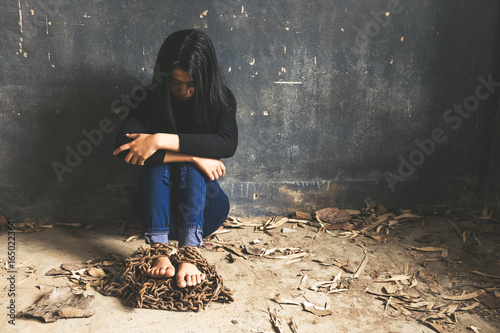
[98,244,233,312]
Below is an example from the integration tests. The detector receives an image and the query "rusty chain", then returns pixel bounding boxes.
[98,244,234,312]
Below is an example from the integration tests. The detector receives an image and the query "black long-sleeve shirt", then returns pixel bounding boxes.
[114,89,238,164]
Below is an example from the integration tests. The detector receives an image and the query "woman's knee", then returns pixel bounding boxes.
[141,164,171,186]
[173,162,206,188]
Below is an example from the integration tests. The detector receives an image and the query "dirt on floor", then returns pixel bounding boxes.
[1,207,500,333]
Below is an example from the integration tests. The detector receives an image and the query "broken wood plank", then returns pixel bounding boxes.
[302,301,332,316]
[374,275,411,282]
[471,270,500,279]
[268,307,284,333]
[360,215,389,233]
[409,246,446,252]
[443,289,485,300]
[352,254,368,279]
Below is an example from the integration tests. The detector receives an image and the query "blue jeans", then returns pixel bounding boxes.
[133,162,230,247]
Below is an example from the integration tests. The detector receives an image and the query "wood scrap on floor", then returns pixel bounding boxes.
[267,307,284,333]
[208,208,500,331]
[14,222,53,233]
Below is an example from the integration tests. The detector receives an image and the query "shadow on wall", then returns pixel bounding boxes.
[0,63,148,224]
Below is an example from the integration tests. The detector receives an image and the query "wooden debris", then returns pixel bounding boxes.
[428,281,444,294]
[423,319,445,333]
[262,247,278,257]
[211,228,231,235]
[56,223,82,228]
[273,293,300,306]
[18,264,40,285]
[360,215,389,233]
[268,307,284,333]
[443,289,485,300]
[384,296,393,314]
[374,274,411,282]
[471,270,500,279]
[15,223,53,233]
[458,302,480,311]
[447,219,463,240]
[309,271,347,293]
[393,213,421,220]
[124,234,140,242]
[286,258,304,265]
[222,244,247,259]
[289,318,299,333]
[261,217,289,230]
[266,252,308,260]
[409,246,446,252]
[469,325,480,333]
[259,247,309,260]
[226,215,240,222]
[352,254,368,279]
[298,274,308,290]
[479,207,494,220]
[410,275,418,289]
[224,216,260,228]
[302,301,332,316]
[382,283,399,294]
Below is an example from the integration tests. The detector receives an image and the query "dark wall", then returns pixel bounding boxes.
[484,99,500,212]
[1,1,499,223]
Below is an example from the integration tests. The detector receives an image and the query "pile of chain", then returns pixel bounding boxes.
[98,244,234,312]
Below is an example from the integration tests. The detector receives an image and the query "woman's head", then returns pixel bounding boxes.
[168,68,194,101]
[150,29,228,132]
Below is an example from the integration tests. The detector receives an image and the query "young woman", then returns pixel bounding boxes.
[113,29,237,288]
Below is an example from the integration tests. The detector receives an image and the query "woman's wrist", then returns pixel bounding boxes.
[163,150,197,164]
[155,133,180,152]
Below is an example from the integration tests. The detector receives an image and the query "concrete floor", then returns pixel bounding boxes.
[1,215,499,333]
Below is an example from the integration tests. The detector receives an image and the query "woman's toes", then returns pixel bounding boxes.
[177,275,187,288]
[166,267,175,277]
[186,275,193,286]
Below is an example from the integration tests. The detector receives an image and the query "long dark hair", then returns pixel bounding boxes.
[148,29,229,133]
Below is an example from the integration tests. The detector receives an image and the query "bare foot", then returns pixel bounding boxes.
[147,256,175,278]
[176,262,206,288]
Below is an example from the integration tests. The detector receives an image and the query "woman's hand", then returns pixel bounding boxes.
[113,133,159,165]
[192,156,226,181]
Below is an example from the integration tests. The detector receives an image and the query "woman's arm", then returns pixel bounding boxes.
[114,89,237,164]
[163,151,226,181]
[113,134,225,180]
[114,103,166,165]
[113,132,181,165]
